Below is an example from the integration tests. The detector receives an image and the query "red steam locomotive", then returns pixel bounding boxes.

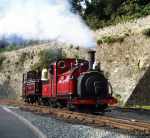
[22,50,117,111]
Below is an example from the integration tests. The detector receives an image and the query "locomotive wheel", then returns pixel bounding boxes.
[30,98,34,104]
[56,101,64,108]
[44,99,50,106]
[51,101,57,108]
[41,98,47,106]
[24,98,28,103]
[47,100,52,107]
[67,103,76,111]
[37,98,42,105]
[26,98,30,103]
[28,98,31,104]
[97,104,108,111]
[76,105,96,113]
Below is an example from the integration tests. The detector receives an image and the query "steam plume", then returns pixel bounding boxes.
[0,0,96,48]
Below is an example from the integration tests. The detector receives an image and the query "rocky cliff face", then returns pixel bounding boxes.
[96,15,150,106]
[0,43,51,99]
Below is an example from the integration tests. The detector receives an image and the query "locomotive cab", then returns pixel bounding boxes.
[22,71,42,103]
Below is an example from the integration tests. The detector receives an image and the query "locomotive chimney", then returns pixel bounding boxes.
[88,50,96,70]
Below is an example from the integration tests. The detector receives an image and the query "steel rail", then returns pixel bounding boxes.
[20,104,150,134]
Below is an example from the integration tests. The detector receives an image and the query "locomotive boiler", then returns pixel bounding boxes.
[22,50,117,111]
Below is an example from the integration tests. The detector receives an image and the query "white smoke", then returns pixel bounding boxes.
[0,0,96,48]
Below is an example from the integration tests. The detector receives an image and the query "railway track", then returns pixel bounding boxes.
[20,104,150,134]
[0,99,150,134]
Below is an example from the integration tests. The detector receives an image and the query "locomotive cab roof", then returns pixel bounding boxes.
[48,58,89,74]
[48,58,88,66]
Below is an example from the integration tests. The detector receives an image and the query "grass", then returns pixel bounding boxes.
[97,35,125,45]
[127,105,150,110]
[31,49,65,71]
[142,28,150,37]
[0,45,19,53]
[0,55,6,70]
[18,52,29,66]
[141,106,150,110]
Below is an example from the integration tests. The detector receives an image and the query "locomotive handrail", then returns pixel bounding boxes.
[108,81,113,96]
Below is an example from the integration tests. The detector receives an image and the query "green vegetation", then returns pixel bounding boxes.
[141,106,150,110]
[0,55,6,69]
[0,40,41,54]
[18,52,30,66]
[74,54,80,59]
[0,44,18,53]
[31,49,65,71]
[72,0,150,29]
[7,75,11,80]
[114,93,123,105]
[127,105,150,110]
[142,28,150,37]
[97,35,125,45]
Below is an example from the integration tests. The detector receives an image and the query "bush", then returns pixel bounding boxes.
[0,55,6,69]
[74,54,80,59]
[97,35,125,45]
[142,28,150,37]
[85,16,106,30]
[18,52,29,66]
[31,49,65,71]
[97,39,103,45]
[82,0,150,29]
[114,94,123,105]
[0,44,18,53]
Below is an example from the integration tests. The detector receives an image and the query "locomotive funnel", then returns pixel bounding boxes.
[88,50,96,70]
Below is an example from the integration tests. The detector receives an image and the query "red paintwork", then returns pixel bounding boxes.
[41,58,117,106]
[42,59,89,98]
[67,97,117,105]
[57,59,88,96]
[22,70,42,98]
[24,82,35,96]
[68,98,97,105]
[97,97,118,105]
[42,84,51,97]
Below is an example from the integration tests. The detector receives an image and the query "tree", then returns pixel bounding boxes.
[71,0,150,29]
[0,37,8,48]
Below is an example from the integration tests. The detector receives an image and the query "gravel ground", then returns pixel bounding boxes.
[106,108,150,123]
[6,106,150,138]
